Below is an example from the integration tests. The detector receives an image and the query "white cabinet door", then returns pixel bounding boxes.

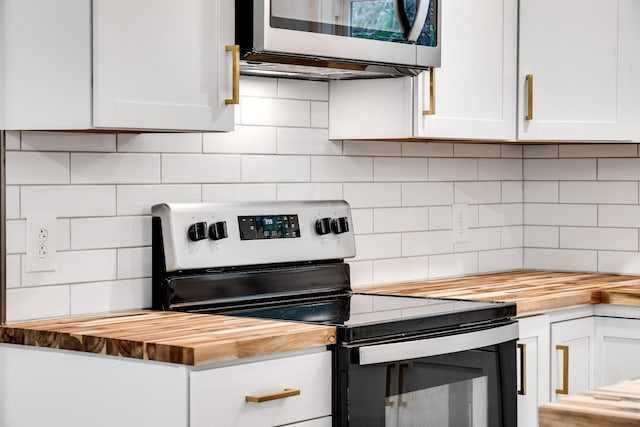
[93,0,235,131]
[414,0,517,140]
[617,0,640,141]
[329,0,517,141]
[518,0,621,141]
[516,315,550,427]
[595,316,640,387]
[190,351,332,427]
[550,316,595,400]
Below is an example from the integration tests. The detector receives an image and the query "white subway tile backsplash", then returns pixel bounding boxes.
[523,145,558,158]
[353,234,402,261]
[560,227,637,251]
[524,226,559,248]
[598,205,640,228]
[70,279,152,315]
[6,186,20,219]
[598,251,640,275]
[501,145,523,159]
[524,248,597,271]
[374,157,428,182]
[428,206,452,230]
[559,144,637,158]
[162,154,241,183]
[278,79,328,101]
[455,182,501,204]
[479,248,523,273]
[373,207,428,233]
[524,159,596,180]
[240,97,310,127]
[402,182,453,207]
[118,133,201,153]
[117,247,152,280]
[502,181,523,203]
[6,254,21,288]
[524,204,597,226]
[204,184,276,202]
[242,155,310,182]
[21,249,117,287]
[6,152,69,185]
[350,209,374,235]
[479,159,522,180]
[311,101,329,128]
[478,204,522,227]
[402,230,452,257]
[56,219,71,251]
[454,228,501,253]
[598,159,640,181]
[203,126,276,154]
[454,144,500,158]
[5,131,21,150]
[560,181,638,204]
[22,186,116,218]
[6,286,71,322]
[312,156,373,182]
[343,140,401,157]
[276,183,342,201]
[72,153,160,184]
[501,226,524,248]
[22,132,116,152]
[6,220,25,254]
[71,217,151,250]
[524,181,558,203]
[239,76,278,97]
[429,158,477,181]
[402,142,453,157]
[344,183,401,208]
[278,128,341,155]
[373,257,429,284]
[347,261,374,288]
[428,252,478,279]
[118,185,202,215]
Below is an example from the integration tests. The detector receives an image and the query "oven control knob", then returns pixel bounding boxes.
[187,222,207,241]
[315,218,331,235]
[331,217,349,234]
[209,221,228,241]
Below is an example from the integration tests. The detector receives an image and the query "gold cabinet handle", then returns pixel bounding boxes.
[525,74,533,121]
[225,45,240,105]
[422,69,436,115]
[245,388,300,403]
[517,343,527,396]
[555,345,569,395]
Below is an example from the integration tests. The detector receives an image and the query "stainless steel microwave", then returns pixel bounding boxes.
[236,0,441,80]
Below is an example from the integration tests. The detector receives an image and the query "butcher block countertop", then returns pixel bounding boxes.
[361,270,640,316]
[0,310,336,366]
[539,378,640,427]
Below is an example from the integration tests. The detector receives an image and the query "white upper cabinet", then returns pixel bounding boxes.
[518,0,640,141]
[0,0,235,132]
[329,0,517,141]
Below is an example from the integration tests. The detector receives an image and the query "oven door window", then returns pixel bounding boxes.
[269,0,437,46]
[346,348,504,427]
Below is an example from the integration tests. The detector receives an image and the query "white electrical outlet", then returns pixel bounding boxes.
[452,204,468,243]
[26,216,57,272]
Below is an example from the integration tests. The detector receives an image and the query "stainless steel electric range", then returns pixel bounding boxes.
[152,201,518,427]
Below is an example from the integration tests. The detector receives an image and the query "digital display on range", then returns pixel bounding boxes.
[238,215,301,240]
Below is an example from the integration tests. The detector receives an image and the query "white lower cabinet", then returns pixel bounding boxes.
[595,316,640,387]
[190,351,332,427]
[516,314,550,427]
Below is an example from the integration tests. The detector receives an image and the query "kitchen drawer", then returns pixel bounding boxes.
[190,351,332,427]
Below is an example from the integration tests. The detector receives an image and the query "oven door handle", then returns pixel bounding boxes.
[358,323,519,365]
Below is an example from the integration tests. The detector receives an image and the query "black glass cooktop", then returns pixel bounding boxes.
[217,293,516,344]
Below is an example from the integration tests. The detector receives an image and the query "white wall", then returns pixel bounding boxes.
[3,76,524,321]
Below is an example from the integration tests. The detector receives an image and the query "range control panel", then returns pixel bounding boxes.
[152,201,356,272]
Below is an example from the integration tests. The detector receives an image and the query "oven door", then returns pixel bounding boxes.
[335,322,518,427]
[254,0,441,68]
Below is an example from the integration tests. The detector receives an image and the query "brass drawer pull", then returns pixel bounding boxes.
[245,388,300,403]
[225,45,240,105]
[422,69,436,115]
[555,345,569,395]
[525,74,533,121]
[517,343,527,396]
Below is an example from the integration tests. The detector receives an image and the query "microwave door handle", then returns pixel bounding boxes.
[407,0,430,42]
[395,0,409,35]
